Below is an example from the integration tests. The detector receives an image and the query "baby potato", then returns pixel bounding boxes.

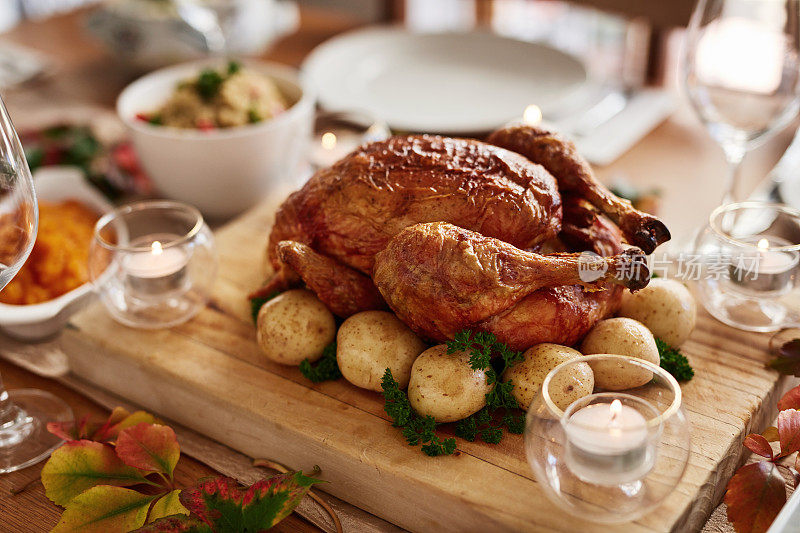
[502,343,593,411]
[256,289,336,366]
[581,317,659,391]
[618,278,697,347]
[337,311,427,391]
[408,345,491,423]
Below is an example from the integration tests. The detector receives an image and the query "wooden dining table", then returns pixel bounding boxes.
[0,6,797,533]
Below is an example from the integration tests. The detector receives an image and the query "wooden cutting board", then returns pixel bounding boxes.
[61,195,791,532]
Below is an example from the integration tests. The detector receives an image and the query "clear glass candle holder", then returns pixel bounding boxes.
[89,200,217,329]
[525,355,690,525]
[308,109,391,170]
[693,202,800,331]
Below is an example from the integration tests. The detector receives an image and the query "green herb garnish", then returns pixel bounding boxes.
[248,109,262,124]
[447,330,525,444]
[381,369,456,457]
[195,68,225,101]
[249,291,280,323]
[227,60,241,75]
[656,338,694,381]
[148,114,163,126]
[300,342,342,383]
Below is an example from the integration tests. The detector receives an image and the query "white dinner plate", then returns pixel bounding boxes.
[302,27,588,134]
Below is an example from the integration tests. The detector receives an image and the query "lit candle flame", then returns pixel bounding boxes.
[610,399,622,423]
[321,132,337,150]
[523,105,542,126]
[757,238,770,251]
[151,240,163,256]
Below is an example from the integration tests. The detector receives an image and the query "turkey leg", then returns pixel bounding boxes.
[487,124,670,254]
[373,222,649,341]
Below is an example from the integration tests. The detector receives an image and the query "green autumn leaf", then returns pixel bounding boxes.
[241,472,322,530]
[725,462,786,533]
[116,423,180,476]
[51,486,156,533]
[180,472,321,531]
[41,440,150,506]
[132,515,212,532]
[149,490,189,522]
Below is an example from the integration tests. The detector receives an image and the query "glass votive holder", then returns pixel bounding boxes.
[525,355,690,525]
[308,110,391,169]
[693,201,800,331]
[88,200,217,329]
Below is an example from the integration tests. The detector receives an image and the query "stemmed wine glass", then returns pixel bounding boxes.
[0,95,72,473]
[684,0,800,204]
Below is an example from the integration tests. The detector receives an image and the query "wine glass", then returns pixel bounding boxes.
[0,95,72,473]
[683,0,800,204]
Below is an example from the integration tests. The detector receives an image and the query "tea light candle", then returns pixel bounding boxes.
[564,399,656,485]
[124,236,189,296]
[308,130,362,169]
[730,236,798,293]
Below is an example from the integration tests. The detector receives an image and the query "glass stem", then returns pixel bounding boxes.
[0,373,18,427]
[721,143,746,205]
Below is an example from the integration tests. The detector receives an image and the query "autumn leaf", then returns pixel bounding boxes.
[180,472,321,531]
[776,409,800,457]
[767,339,800,376]
[743,434,774,460]
[51,486,155,533]
[96,410,159,443]
[241,472,322,530]
[778,384,800,411]
[149,490,189,522]
[47,408,159,444]
[116,423,180,476]
[725,462,786,533]
[762,426,780,442]
[41,440,150,506]
[132,515,212,532]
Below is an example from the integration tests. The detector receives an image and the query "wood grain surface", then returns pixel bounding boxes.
[61,190,793,532]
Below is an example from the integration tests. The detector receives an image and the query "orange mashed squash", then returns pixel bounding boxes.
[0,200,99,305]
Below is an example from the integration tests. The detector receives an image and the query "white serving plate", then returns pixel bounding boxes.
[0,167,113,341]
[302,27,588,134]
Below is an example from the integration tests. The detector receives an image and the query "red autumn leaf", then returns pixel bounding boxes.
[778,384,800,411]
[743,434,774,460]
[116,423,180,476]
[777,409,800,457]
[47,415,99,442]
[725,462,786,533]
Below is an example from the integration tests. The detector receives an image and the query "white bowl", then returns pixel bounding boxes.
[117,59,314,219]
[0,167,114,341]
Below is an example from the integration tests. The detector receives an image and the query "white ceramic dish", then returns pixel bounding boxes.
[86,0,299,70]
[302,27,588,133]
[0,167,114,341]
[117,59,314,219]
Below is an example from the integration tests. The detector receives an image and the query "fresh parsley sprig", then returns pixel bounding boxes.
[656,338,694,381]
[300,342,342,383]
[381,369,456,457]
[447,330,525,444]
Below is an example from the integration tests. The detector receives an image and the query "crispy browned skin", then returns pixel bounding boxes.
[372,222,647,346]
[275,241,385,317]
[266,134,562,277]
[488,124,670,254]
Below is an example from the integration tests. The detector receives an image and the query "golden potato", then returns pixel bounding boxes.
[408,345,491,423]
[503,343,593,411]
[337,311,427,391]
[618,278,696,346]
[256,289,336,366]
[581,318,659,390]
